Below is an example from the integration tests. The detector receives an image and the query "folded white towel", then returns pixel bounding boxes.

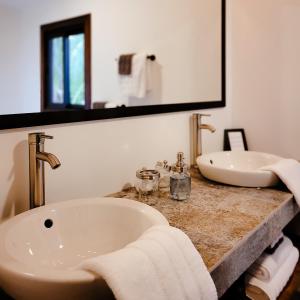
[247,236,293,282]
[80,225,217,300]
[269,232,284,249]
[246,246,299,300]
[261,159,300,204]
[119,53,149,99]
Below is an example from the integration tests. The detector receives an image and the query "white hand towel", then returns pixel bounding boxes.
[80,225,217,300]
[261,159,300,204]
[119,53,149,99]
[247,236,293,282]
[246,246,299,300]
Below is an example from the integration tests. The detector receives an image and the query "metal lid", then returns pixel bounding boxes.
[171,152,187,173]
[136,169,160,180]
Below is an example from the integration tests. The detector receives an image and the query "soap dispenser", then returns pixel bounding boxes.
[170,152,191,201]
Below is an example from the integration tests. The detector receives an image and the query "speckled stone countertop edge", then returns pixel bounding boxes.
[210,193,299,297]
[209,193,296,273]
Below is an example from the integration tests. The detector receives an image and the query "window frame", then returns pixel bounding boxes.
[40,14,91,111]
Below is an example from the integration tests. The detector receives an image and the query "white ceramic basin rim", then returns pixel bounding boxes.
[0,197,168,299]
[197,151,284,187]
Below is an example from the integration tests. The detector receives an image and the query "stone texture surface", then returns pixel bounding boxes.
[110,169,299,297]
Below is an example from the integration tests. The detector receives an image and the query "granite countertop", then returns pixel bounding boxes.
[110,169,299,297]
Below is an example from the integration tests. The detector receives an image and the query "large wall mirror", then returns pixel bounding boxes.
[0,0,225,129]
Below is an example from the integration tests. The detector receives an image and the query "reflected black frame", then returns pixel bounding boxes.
[0,0,226,130]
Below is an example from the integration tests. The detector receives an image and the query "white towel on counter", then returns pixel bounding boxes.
[247,236,293,282]
[246,245,299,300]
[119,53,150,99]
[80,225,217,300]
[261,159,300,205]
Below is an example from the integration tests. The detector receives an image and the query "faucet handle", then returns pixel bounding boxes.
[192,113,211,119]
[40,134,53,140]
[28,132,54,144]
[39,134,54,144]
[193,113,212,125]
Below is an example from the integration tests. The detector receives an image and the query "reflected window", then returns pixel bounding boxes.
[41,15,91,111]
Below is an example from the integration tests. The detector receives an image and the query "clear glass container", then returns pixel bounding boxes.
[170,173,191,200]
[170,152,191,201]
[136,169,160,198]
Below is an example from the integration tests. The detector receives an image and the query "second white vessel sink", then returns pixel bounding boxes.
[0,197,168,300]
[197,151,284,187]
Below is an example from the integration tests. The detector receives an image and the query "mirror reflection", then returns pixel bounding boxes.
[0,0,222,115]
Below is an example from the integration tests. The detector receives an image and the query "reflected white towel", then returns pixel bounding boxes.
[261,159,300,204]
[247,236,293,282]
[246,246,299,300]
[119,53,149,99]
[80,225,217,300]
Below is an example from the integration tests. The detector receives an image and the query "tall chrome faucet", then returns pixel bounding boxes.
[191,114,216,167]
[28,132,61,209]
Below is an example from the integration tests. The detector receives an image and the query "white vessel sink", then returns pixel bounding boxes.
[197,151,284,187]
[0,197,168,300]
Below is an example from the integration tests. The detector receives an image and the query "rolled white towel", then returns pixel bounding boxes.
[269,232,284,250]
[247,236,293,282]
[246,246,299,300]
[80,225,217,300]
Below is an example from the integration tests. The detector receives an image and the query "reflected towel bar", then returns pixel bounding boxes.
[115,54,156,62]
[146,55,156,61]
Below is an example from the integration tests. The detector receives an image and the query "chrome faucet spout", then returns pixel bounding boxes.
[28,132,61,209]
[199,124,216,133]
[191,114,216,167]
[36,152,61,169]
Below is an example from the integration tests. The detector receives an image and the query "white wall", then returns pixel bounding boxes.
[230,0,300,159]
[0,106,231,223]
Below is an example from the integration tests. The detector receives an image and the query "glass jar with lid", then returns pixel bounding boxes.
[136,169,160,198]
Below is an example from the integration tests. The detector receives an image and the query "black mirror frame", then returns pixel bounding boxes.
[0,0,226,131]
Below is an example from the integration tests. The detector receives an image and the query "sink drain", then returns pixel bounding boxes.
[44,219,53,228]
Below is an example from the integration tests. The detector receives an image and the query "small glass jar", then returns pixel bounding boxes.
[136,169,160,198]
